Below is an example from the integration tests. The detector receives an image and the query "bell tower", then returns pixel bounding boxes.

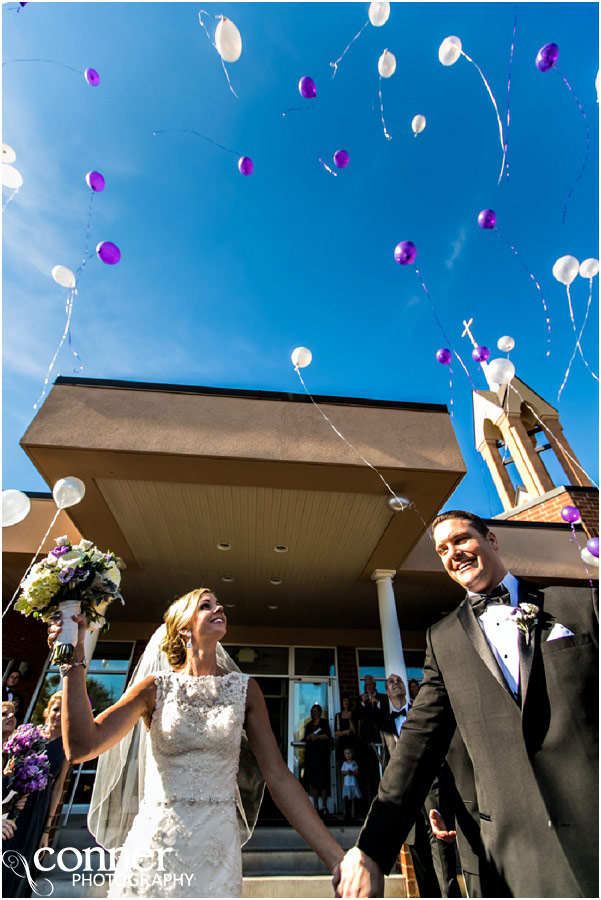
[462,320,598,539]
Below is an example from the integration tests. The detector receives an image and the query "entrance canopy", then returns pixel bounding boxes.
[16,377,466,631]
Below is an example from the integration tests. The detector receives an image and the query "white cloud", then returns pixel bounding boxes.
[446,225,467,270]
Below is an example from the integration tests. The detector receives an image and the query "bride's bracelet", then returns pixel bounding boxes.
[58,658,87,677]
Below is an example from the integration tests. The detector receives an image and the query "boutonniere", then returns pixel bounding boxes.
[509,602,539,645]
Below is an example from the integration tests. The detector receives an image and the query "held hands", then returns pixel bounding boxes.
[338,846,384,897]
[2,819,17,841]
[47,612,88,657]
[428,809,457,842]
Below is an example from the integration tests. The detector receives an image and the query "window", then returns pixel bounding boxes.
[224,645,289,676]
[357,648,425,690]
[294,647,335,677]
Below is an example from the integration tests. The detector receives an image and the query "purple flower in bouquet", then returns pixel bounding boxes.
[3,723,47,758]
[9,752,49,795]
[58,567,76,584]
[51,545,70,558]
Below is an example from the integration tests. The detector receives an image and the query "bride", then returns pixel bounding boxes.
[48,587,344,898]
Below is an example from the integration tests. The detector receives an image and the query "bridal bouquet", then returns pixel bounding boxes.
[2,724,50,819]
[14,536,125,664]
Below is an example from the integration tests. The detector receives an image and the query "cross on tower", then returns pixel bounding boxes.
[461,318,479,349]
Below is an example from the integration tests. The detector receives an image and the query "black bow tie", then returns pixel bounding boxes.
[391,708,407,719]
[471,585,512,616]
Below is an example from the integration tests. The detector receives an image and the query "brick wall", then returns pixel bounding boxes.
[336,645,359,701]
[2,607,51,720]
[505,487,599,538]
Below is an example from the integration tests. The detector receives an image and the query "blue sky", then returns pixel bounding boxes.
[2,1,598,517]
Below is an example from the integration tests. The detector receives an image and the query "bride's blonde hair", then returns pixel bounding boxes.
[160,587,213,670]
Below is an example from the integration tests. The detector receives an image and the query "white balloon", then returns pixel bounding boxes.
[2,164,23,190]
[2,490,31,527]
[581,547,599,568]
[215,17,242,63]
[552,255,580,286]
[596,70,600,103]
[411,115,426,135]
[487,358,515,385]
[497,335,515,353]
[378,49,396,78]
[368,2,390,27]
[387,495,410,512]
[53,476,86,509]
[51,265,76,289]
[579,258,599,279]
[291,347,312,369]
[2,144,16,164]
[438,36,462,66]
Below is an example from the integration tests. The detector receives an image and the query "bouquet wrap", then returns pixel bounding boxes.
[53,598,82,664]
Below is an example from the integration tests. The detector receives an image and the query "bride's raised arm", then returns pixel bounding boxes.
[48,614,156,764]
[244,677,344,879]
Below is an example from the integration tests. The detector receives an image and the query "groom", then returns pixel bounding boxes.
[339,510,598,898]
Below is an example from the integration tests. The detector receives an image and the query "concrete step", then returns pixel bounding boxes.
[242,875,407,897]
[244,826,360,851]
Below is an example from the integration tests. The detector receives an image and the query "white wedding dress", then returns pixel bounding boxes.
[108,670,250,898]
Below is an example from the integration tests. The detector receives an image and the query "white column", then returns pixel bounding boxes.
[371,569,408,692]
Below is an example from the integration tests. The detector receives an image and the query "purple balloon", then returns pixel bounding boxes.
[561,504,580,524]
[436,348,452,365]
[535,43,559,73]
[394,241,417,266]
[478,209,497,230]
[298,76,316,99]
[587,537,599,558]
[96,241,121,265]
[333,149,349,169]
[238,156,254,176]
[472,345,490,363]
[84,68,100,87]
[85,170,105,192]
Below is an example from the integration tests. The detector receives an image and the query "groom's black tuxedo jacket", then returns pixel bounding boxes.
[358,580,598,897]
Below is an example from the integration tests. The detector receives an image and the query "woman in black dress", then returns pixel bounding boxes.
[303,704,332,817]
[3,692,69,898]
[334,693,359,763]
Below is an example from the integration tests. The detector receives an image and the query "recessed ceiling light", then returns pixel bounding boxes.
[274,545,288,553]
[268,605,279,610]
[270,577,282,585]
[225,603,236,608]
[217,542,231,551]
[221,576,235,583]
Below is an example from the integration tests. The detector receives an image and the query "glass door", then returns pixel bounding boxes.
[287,677,338,812]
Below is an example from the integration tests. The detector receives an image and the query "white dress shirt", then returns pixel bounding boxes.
[390,705,408,737]
[468,571,520,696]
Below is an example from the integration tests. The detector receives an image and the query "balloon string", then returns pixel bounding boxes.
[413,267,479,392]
[460,50,505,183]
[34,288,78,410]
[152,129,241,158]
[447,363,454,421]
[3,507,62,619]
[378,75,392,141]
[557,282,599,400]
[2,187,20,212]
[293,366,401,501]
[220,57,239,99]
[282,107,316,117]
[318,158,338,176]
[556,68,590,225]
[568,522,594,588]
[2,58,82,74]
[507,383,598,488]
[495,228,551,356]
[503,6,518,180]
[330,19,369,78]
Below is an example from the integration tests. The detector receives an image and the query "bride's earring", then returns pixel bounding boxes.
[186,632,193,649]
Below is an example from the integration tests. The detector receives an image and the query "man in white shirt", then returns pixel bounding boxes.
[340,509,598,898]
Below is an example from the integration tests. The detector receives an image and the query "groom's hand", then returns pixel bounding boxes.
[339,846,384,897]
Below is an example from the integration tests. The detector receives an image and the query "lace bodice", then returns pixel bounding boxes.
[144,671,249,805]
[109,670,250,898]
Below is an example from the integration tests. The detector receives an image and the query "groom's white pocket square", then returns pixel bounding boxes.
[546,623,575,641]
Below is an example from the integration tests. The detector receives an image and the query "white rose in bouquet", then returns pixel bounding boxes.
[77,539,94,551]
[105,564,122,587]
